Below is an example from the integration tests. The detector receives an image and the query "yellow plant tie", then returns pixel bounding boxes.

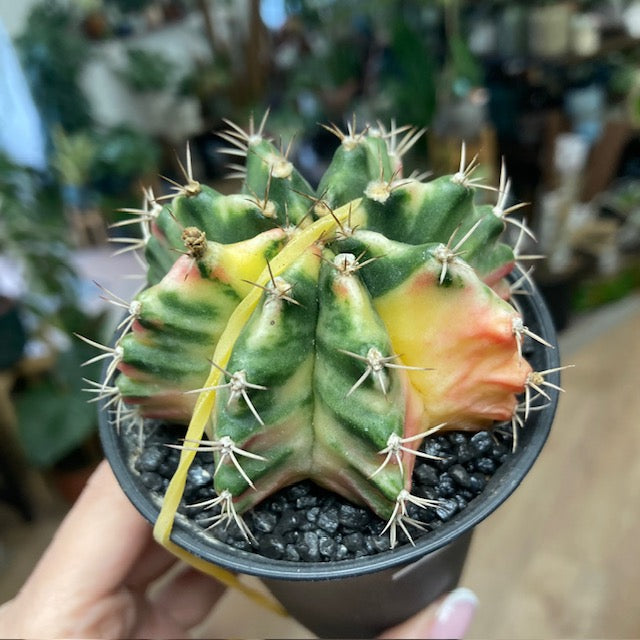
[159,538,288,616]
[152,200,363,614]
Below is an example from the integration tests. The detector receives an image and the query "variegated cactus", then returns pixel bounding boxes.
[86,114,564,548]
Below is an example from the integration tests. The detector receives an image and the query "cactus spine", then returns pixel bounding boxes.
[87,114,561,548]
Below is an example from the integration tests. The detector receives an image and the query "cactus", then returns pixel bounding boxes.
[87,114,564,549]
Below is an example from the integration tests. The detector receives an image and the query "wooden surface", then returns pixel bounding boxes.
[464,307,640,639]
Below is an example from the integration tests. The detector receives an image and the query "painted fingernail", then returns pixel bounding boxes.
[429,587,478,639]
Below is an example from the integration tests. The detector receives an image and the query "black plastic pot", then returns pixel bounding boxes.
[99,270,561,638]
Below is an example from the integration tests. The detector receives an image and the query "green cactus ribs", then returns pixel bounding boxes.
[84,113,565,551]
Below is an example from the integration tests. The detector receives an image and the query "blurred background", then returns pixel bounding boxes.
[0,1,639,638]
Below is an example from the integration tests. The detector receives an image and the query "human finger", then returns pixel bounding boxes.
[18,460,151,608]
[149,564,227,629]
[380,587,478,639]
[124,536,178,589]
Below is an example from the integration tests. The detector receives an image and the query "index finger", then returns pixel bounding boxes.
[19,460,152,607]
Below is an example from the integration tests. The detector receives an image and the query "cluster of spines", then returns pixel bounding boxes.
[81,113,570,549]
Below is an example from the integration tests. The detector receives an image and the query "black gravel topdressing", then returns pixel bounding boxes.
[129,422,513,562]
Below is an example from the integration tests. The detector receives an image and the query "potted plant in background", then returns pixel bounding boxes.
[51,127,107,246]
[16,1,92,136]
[90,114,563,637]
[429,0,494,182]
[115,46,187,141]
[0,154,33,370]
[117,47,177,95]
[50,127,97,208]
[15,312,107,503]
[90,126,161,203]
[0,155,33,521]
[0,153,109,503]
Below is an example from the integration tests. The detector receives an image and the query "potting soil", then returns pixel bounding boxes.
[130,424,512,562]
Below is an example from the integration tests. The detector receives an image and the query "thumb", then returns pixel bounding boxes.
[380,587,478,639]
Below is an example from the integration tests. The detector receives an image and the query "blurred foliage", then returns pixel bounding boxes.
[14,313,106,468]
[0,153,40,206]
[0,154,108,468]
[51,127,98,187]
[447,32,483,91]
[50,123,161,198]
[92,126,161,192]
[16,1,92,133]
[379,19,438,128]
[0,154,97,329]
[573,262,640,312]
[110,0,155,12]
[0,157,70,314]
[118,47,177,93]
[178,58,233,123]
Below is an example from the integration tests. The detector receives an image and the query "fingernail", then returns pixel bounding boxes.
[429,587,478,639]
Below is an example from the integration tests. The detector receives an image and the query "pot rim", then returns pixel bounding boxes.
[99,267,561,581]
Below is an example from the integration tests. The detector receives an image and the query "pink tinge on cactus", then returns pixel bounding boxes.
[375,262,532,430]
[121,391,194,423]
[396,367,429,475]
[482,259,516,291]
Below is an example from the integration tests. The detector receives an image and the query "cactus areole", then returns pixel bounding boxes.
[94,115,562,570]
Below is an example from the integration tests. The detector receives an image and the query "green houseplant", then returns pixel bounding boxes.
[0,154,107,500]
[16,1,92,134]
[51,127,97,205]
[92,114,563,636]
[15,314,105,499]
[91,126,161,198]
[117,48,177,94]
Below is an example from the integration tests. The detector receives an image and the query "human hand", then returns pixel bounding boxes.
[382,586,478,639]
[0,460,477,639]
[0,460,225,638]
